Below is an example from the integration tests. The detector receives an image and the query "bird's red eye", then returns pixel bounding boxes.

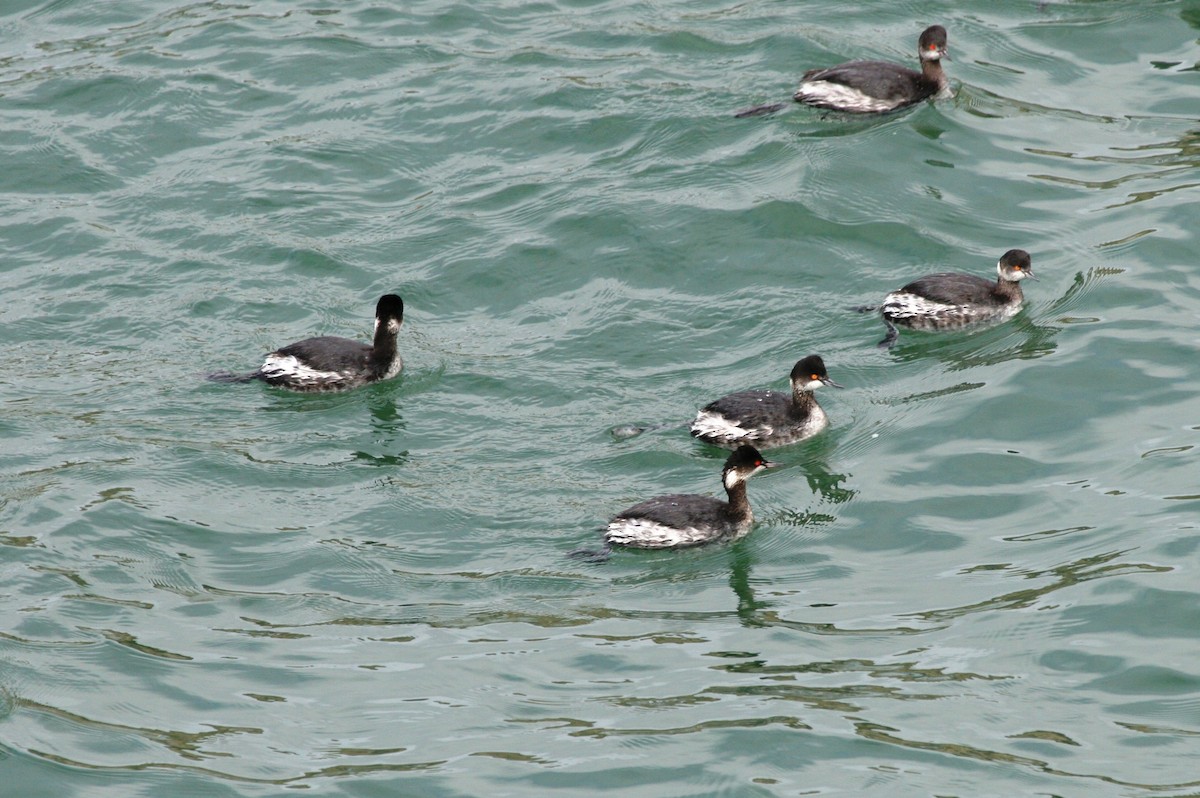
[810,374,819,381]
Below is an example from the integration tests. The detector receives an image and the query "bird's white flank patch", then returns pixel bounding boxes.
[260,354,346,386]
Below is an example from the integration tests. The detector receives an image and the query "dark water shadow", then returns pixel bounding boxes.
[883,310,1060,371]
[727,542,769,626]
[787,433,857,505]
[353,392,410,467]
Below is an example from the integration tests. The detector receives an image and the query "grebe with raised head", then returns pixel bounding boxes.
[736,25,951,117]
[858,250,1036,348]
[573,446,776,560]
[208,294,404,392]
[690,355,842,449]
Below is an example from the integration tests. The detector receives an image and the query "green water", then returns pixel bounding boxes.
[2,0,1199,795]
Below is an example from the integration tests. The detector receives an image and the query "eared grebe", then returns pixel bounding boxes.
[208,294,405,391]
[734,25,950,118]
[794,25,950,113]
[690,355,842,449]
[595,445,776,555]
[860,250,1035,348]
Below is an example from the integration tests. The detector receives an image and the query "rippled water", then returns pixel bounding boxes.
[3,0,1199,795]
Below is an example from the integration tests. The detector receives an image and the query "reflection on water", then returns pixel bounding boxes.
[910,549,1172,624]
[883,311,1060,370]
[728,544,768,624]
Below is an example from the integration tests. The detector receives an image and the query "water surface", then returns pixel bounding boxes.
[2,0,1199,795]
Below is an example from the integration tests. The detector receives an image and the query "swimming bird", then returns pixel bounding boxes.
[859,250,1035,348]
[690,356,842,449]
[573,446,776,560]
[208,294,405,391]
[735,25,951,117]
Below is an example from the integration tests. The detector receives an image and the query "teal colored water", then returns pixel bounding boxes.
[2,0,1199,795]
